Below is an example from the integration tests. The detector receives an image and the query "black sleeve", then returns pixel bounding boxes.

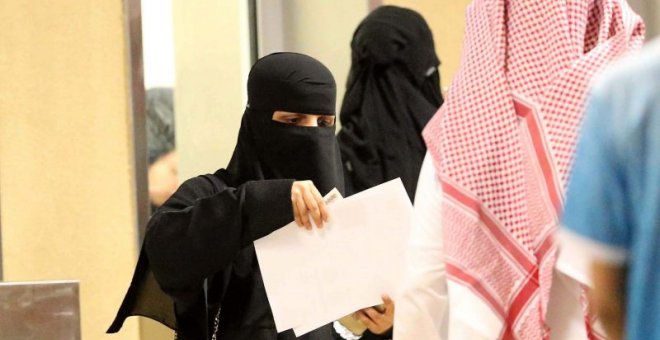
[361,328,393,340]
[144,174,295,303]
[330,325,393,340]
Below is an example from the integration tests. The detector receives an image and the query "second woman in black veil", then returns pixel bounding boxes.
[337,6,444,200]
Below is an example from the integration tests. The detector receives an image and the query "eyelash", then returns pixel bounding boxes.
[283,116,334,126]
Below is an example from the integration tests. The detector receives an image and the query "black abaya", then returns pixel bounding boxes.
[108,53,344,340]
[337,6,444,200]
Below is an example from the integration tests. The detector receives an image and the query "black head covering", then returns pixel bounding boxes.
[146,87,175,165]
[337,6,443,199]
[219,52,344,195]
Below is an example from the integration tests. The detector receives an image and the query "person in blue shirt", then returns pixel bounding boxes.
[561,37,660,340]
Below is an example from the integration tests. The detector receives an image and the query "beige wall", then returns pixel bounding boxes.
[629,0,660,39]
[383,0,472,91]
[174,0,252,180]
[278,0,369,110]
[0,1,141,340]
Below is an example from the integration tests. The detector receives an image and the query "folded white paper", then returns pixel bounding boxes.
[254,178,413,335]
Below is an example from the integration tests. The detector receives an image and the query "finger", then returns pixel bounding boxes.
[382,295,394,315]
[302,188,323,228]
[364,308,384,323]
[311,186,329,223]
[295,188,311,229]
[292,196,303,227]
[356,310,377,329]
[293,191,310,229]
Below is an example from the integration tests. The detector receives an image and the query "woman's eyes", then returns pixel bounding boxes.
[318,118,335,127]
[278,115,334,126]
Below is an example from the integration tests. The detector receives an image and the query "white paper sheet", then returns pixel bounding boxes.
[254,178,413,335]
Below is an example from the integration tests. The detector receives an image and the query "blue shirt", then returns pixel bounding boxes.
[562,38,660,340]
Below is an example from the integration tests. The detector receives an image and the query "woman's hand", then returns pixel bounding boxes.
[355,295,394,335]
[148,151,179,207]
[291,180,328,229]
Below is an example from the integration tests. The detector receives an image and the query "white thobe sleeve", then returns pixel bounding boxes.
[393,153,448,340]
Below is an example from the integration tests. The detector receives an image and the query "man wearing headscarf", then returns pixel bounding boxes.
[394,1,644,339]
[337,6,443,200]
[108,53,344,340]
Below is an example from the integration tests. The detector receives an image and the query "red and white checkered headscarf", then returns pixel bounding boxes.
[423,0,644,338]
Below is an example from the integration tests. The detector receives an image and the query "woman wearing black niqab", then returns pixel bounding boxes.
[108,53,344,340]
[337,6,443,200]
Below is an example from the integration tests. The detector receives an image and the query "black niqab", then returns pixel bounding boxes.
[221,52,344,195]
[337,6,443,199]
